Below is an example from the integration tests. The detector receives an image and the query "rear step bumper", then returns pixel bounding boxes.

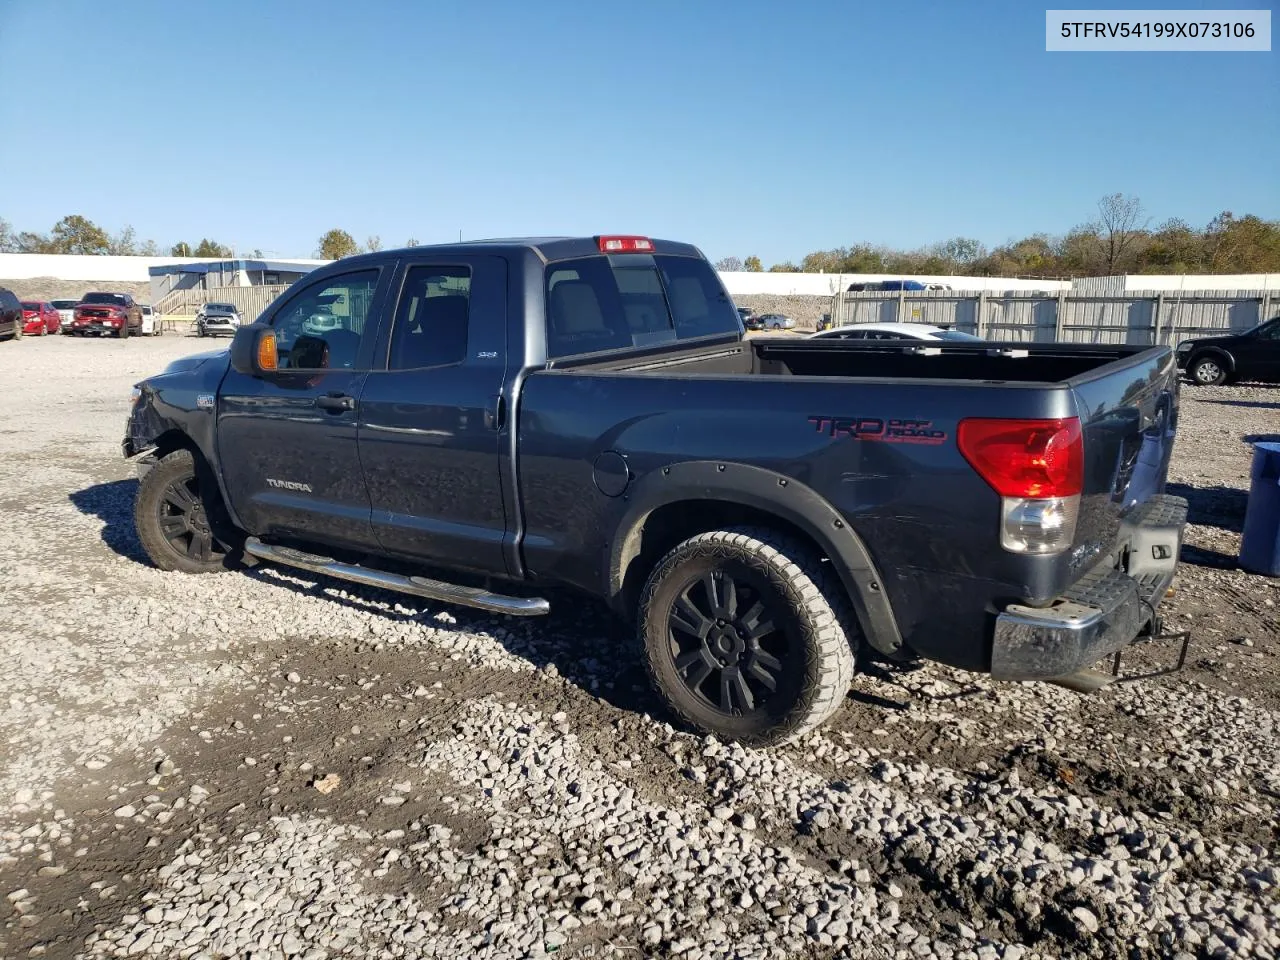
[242,538,550,617]
[991,494,1188,681]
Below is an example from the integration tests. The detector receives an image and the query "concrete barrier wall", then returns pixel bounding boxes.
[716,272,1073,295]
[1122,273,1280,292]
[0,254,327,282]
[0,254,229,281]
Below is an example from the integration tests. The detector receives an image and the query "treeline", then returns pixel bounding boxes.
[0,215,415,263]
[6,198,1279,277]
[314,229,418,260]
[717,195,1280,278]
[0,214,164,256]
[0,213,246,259]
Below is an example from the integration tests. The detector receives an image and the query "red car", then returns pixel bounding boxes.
[20,301,60,336]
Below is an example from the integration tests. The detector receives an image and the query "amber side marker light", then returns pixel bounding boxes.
[257,332,278,371]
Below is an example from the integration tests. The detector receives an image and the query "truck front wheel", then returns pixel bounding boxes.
[637,527,856,746]
[134,449,236,573]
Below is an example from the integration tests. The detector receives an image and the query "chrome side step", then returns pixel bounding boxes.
[243,538,550,617]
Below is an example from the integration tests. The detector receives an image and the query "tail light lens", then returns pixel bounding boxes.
[958,417,1083,554]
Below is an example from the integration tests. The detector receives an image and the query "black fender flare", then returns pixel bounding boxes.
[125,389,246,537]
[607,460,904,657]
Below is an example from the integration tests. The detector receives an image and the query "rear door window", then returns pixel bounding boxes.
[545,254,740,359]
[388,265,472,369]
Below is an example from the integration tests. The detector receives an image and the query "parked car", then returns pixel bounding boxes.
[0,287,22,341]
[196,303,243,338]
[70,292,144,338]
[847,280,931,292]
[758,313,795,330]
[123,234,1187,746]
[300,296,345,336]
[1174,316,1280,385]
[20,301,61,336]
[810,322,985,343]
[737,307,763,331]
[139,304,161,336]
[51,298,80,331]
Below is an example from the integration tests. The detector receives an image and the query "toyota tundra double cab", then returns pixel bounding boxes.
[123,236,1188,745]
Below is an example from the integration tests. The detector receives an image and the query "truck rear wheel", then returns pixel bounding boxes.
[134,449,236,573]
[637,527,856,746]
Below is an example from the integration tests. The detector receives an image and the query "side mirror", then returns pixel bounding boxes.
[229,323,279,377]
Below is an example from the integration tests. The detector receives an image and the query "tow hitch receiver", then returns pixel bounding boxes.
[1046,619,1191,693]
[1109,616,1192,681]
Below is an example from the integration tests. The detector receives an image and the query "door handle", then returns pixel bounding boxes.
[484,394,505,431]
[316,393,356,413]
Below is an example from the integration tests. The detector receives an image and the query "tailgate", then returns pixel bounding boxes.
[1068,346,1180,575]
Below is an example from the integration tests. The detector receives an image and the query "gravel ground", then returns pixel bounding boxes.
[0,335,1277,960]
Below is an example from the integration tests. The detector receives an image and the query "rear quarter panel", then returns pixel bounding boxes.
[516,371,1080,670]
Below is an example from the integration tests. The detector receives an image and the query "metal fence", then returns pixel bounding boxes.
[154,285,293,320]
[830,289,1278,346]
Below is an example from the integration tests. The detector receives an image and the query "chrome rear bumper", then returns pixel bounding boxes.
[991,495,1187,681]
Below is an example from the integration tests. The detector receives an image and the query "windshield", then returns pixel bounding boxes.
[82,293,127,305]
[935,330,985,341]
[545,254,741,359]
[207,303,235,312]
[20,302,39,311]
[51,299,78,309]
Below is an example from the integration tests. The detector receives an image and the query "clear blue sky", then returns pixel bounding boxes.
[1,0,1276,265]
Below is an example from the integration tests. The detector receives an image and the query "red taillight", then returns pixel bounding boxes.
[957,418,1083,499]
[596,235,655,253]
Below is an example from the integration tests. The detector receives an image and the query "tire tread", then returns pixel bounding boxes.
[134,449,232,574]
[637,525,857,746]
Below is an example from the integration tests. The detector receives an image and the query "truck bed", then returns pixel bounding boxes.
[568,335,1160,386]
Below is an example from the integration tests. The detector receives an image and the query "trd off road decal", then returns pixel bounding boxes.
[808,415,947,445]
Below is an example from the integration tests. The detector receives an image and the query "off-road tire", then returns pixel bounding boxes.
[1189,354,1227,386]
[134,449,239,573]
[637,526,857,746]
[117,319,130,339]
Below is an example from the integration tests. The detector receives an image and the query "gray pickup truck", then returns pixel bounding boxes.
[123,235,1187,744]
